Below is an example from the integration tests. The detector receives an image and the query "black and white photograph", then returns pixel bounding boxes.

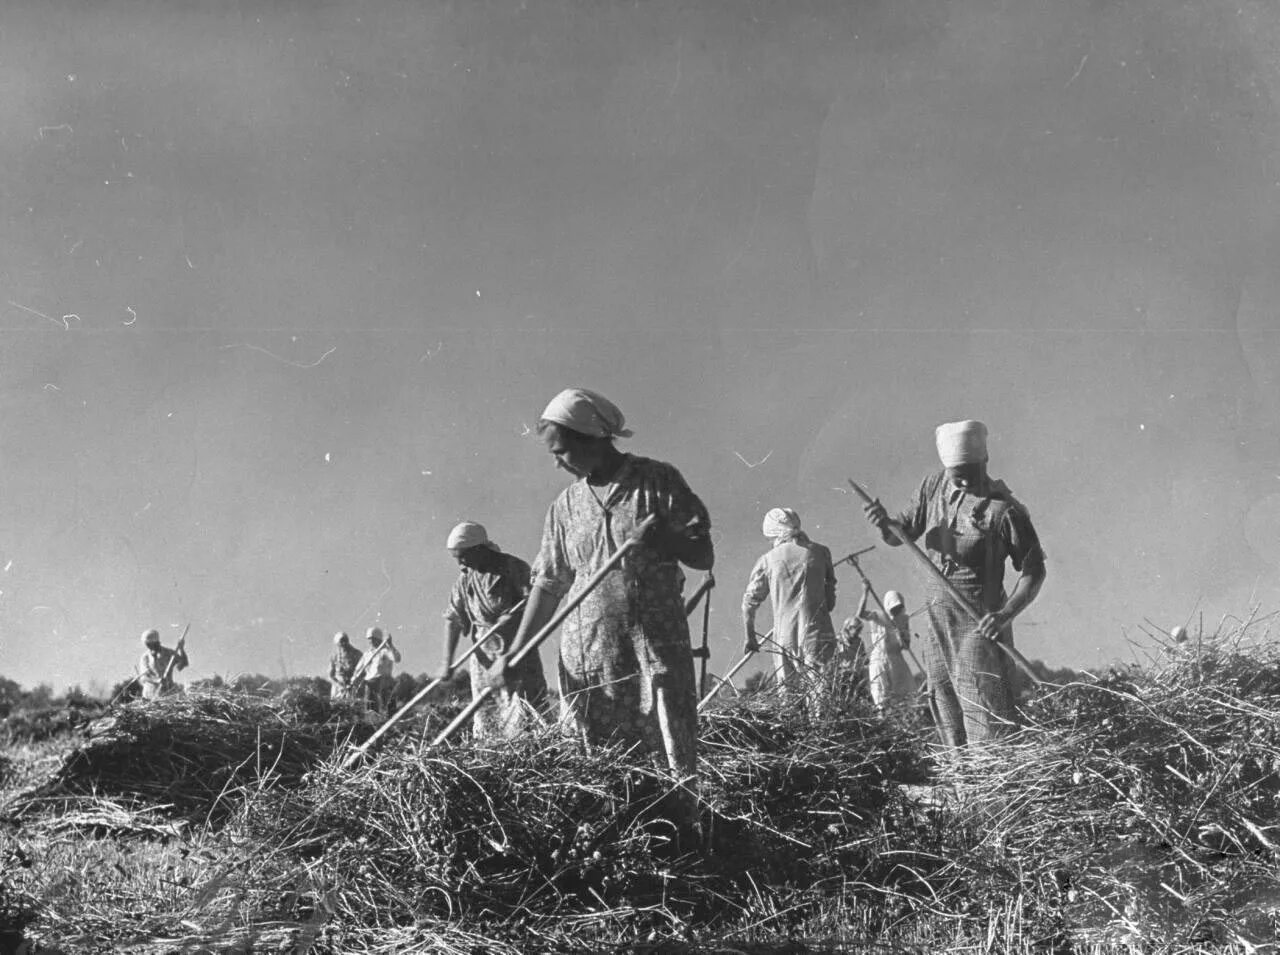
[2,2,1280,951]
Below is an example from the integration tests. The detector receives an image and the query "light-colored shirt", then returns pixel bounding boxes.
[357,642,402,682]
[138,645,188,696]
[742,531,837,647]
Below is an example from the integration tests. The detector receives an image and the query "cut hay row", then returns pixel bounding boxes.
[8,623,1280,951]
[2,689,380,824]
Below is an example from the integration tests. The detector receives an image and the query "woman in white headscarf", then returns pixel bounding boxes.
[862,420,1046,746]
[495,388,713,788]
[848,586,915,710]
[741,507,837,696]
[438,521,547,740]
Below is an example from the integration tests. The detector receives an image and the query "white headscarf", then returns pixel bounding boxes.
[883,590,905,613]
[447,521,496,552]
[540,388,633,439]
[762,507,801,539]
[333,631,350,646]
[935,420,989,467]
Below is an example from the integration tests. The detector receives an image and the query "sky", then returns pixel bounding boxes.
[1,0,1279,691]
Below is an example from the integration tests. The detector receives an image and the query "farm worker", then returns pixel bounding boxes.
[357,627,401,714]
[137,628,188,700]
[849,585,915,710]
[862,420,1047,746]
[439,521,548,739]
[741,507,838,697]
[493,388,713,814]
[328,632,361,700]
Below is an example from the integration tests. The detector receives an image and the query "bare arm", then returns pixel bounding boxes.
[438,618,465,680]
[504,584,563,664]
[976,563,1047,640]
[854,585,871,621]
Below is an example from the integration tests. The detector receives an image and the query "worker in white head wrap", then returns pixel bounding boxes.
[490,386,713,828]
[137,627,188,700]
[439,520,548,740]
[743,507,838,701]
[355,626,401,715]
[328,631,362,700]
[861,418,1047,748]
[848,586,915,710]
[761,507,802,541]
[539,387,633,440]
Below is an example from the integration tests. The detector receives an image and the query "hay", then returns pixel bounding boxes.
[15,622,1280,951]
[3,689,376,825]
[865,622,1280,949]
[230,687,927,949]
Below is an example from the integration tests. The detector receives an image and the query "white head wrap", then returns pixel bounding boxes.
[447,522,496,552]
[333,631,349,646]
[935,420,989,467]
[761,507,801,539]
[141,628,161,646]
[540,388,633,439]
[883,590,905,613]
[1171,626,1188,644]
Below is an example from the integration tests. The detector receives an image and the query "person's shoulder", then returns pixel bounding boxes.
[629,454,686,481]
[986,477,1033,516]
[809,539,833,558]
[502,552,532,576]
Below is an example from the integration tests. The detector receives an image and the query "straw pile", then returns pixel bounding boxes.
[14,621,1280,951]
[237,688,926,948]
[867,625,1280,950]
[4,688,376,824]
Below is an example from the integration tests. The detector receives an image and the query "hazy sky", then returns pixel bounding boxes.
[2,0,1279,691]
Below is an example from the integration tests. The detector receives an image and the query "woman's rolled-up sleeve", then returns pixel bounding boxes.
[531,499,575,598]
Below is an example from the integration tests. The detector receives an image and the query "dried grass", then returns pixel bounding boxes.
[9,618,1280,951]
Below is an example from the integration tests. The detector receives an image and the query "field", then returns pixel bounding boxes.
[3,620,1280,954]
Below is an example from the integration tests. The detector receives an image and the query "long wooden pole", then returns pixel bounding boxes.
[847,479,1042,686]
[425,515,658,750]
[696,631,769,711]
[697,574,714,699]
[160,623,191,685]
[342,597,527,769]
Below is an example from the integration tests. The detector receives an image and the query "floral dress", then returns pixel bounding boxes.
[444,552,548,740]
[531,454,712,776]
[893,470,1046,745]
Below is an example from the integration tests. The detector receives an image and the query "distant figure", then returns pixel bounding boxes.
[137,629,188,700]
[863,419,1047,746]
[357,627,401,714]
[328,631,361,700]
[742,507,837,696]
[851,585,915,710]
[1171,625,1189,645]
[439,521,548,740]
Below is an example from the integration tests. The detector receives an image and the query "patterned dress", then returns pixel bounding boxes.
[532,454,712,776]
[444,552,548,740]
[742,532,837,691]
[328,644,362,700]
[893,470,1046,745]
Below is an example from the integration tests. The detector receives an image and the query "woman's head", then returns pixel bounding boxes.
[935,420,989,489]
[538,421,615,478]
[537,388,630,478]
[884,591,908,623]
